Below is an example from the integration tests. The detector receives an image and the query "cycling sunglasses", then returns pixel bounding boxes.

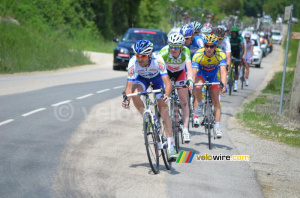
[169,45,181,50]
[218,37,224,41]
[204,45,215,49]
[136,54,148,58]
[184,36,192,40]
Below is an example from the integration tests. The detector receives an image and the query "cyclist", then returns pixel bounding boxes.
[159,33,194,143]
[192,34,227,138]
[216,26,231,71]
[122,40,177,160]
[228,26,245,92]
[243,32,254,86]
[180,24,204,57]
[190,21,202,36]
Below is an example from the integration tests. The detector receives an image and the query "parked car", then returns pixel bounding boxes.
[271,29,283,45]
[292,17,298,24]
[251,34,263,68]
[112,28,168,70]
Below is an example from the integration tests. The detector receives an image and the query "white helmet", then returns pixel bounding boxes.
[201,26,212,35]
[190,21,202,32]
[244,32,251,38]
[168,33,185,45]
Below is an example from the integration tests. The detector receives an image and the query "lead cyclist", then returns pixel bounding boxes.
[159,33,194,143]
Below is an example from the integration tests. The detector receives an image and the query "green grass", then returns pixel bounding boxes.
[0,22,92,73]
[237,23,300,147]
[237,96,300,147]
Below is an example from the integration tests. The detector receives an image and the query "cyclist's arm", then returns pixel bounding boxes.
[220,65,227,93]
[226,52,231,68]
[124,81,134,100]
[161,75,171,97]
[242,41,246,59]
[250,45,254,57]
[186,61,193,80]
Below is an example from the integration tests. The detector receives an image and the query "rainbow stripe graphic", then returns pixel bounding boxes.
[176,151,196,163]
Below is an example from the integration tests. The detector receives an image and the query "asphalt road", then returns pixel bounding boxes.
[0,44,282,197]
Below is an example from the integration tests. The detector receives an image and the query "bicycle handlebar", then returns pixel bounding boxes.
[194,82,223,86]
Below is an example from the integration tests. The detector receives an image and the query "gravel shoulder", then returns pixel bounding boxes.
[227,43,300,197]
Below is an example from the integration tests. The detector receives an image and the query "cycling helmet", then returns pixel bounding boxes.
[190,21,202,32]
[168,33,185,45]
[180,24,194,37]
[231,26,239,32]
[244,32,251,38]
[201,26,212,35]
[215,27,225,37]
[133,40,153,55]
[203,23,213,29]
[203,34,219,45]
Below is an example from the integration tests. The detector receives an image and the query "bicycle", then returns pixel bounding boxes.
[195,77,222,150]
[169,79,187,153]
[122,87,171,174]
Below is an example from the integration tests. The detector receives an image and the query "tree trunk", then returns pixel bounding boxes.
[289,41,300,120]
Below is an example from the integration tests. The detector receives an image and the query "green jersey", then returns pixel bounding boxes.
[158,45,191,73]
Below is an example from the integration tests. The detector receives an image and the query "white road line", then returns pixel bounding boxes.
[51,100,72,107]
[76,94,93,100]
[113,86,124,89]
[0,119,14,126]
[97,89,110,93]
[22,108,47,117]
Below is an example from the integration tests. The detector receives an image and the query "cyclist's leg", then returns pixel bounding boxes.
[152,75,172,139]
[193,71,205,115]
[175,70,189,128]
[132,77,148,114]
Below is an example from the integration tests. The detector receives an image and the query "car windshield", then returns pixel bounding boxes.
[121,30,167,45]
[252,39,259,46]
[272,32,281,36]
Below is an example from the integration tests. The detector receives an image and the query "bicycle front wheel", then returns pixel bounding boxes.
[170,98,179,153]
[143,113,159,174]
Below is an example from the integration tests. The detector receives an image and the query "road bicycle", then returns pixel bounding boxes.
[123,87,171,174]
[195,77,222,150]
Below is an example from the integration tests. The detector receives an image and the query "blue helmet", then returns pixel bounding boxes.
[180,24,194,37]
[133,40,153,55]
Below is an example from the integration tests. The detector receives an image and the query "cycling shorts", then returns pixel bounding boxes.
[167,69,187,89]
[196,68,221,90]
[232,50,241,60]
[134,74,164,99]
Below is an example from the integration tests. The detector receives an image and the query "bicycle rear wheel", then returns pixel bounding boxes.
[241,63,245,89]
[143,113,159,174]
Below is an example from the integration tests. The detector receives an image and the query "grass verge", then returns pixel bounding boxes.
[237,23,300,147]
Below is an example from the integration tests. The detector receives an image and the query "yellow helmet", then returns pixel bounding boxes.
[204,34,219,45]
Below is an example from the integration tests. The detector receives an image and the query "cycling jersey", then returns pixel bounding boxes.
[218,36,231,53]
[228,34,244,59]
[127,53,168,98]
[244,39,254,63]
[187,35,204,58]
[192,48,226,89]
[127,53,168,81]
[159,45,191,72]
[159,45,191,86]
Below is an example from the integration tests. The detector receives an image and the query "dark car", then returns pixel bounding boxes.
[113,28,168,70]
